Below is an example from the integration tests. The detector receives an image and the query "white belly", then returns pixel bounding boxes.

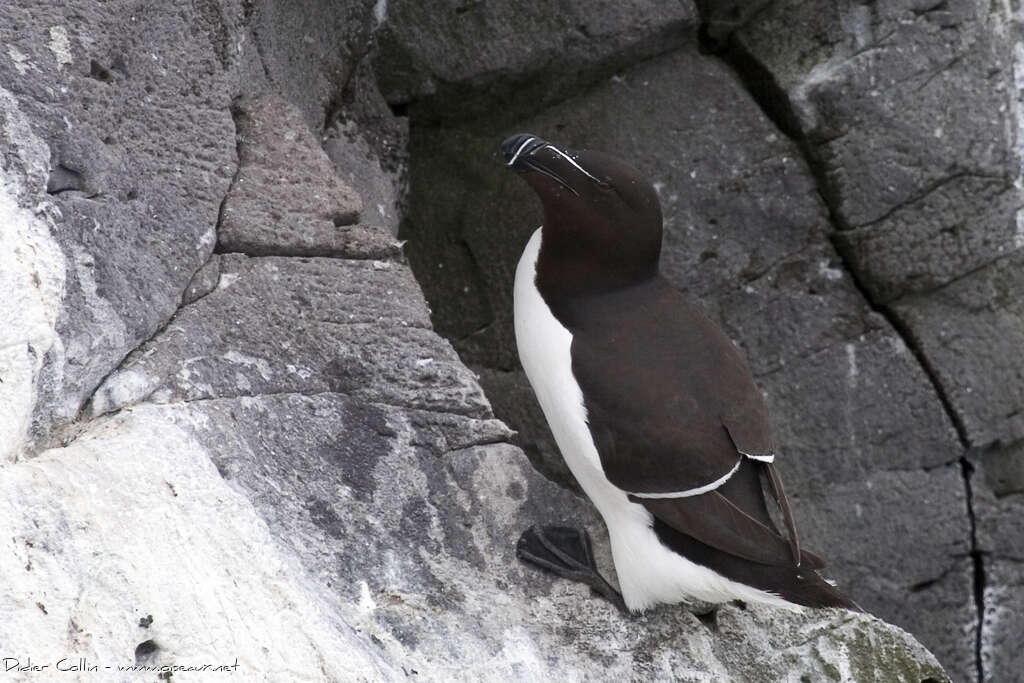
[513,227,797,612]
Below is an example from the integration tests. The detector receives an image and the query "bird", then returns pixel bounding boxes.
[501,133,858,613]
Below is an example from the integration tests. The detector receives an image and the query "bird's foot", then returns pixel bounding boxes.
[516,524,629,614]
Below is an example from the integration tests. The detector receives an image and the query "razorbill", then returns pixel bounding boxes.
[501,133,858,613]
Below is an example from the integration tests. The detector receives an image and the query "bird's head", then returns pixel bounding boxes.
[501,134,663,294]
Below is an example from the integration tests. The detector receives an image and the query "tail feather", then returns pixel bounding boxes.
[650,517,862,611]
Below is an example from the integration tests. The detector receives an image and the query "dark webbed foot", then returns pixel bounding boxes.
[516,524,629,614]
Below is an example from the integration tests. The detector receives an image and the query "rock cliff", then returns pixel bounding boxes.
[3,1,1017,680]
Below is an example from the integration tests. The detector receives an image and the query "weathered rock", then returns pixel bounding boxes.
[373,0,695,122]
[733,0,1020,303]
[717,3,1024,678]
[890,251,1024,449]
[323,59,410,240]
[983,439,1024,498]
[242,0,379,129]
[0,128,66,462]
[0,0,959,680]
[216,92,405,260]
[181,254,222,306]
[971,458,1024,683]
[1,399,948,681]
[88,254,490,419]
[831,175,1022,305]
[216,93,369,256]
[0,408,398,681]
[400,42,970,676]
[981,557,1024,683]
[0,1,243,448]
[323,117,405,238]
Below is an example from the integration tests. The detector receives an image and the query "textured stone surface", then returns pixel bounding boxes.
[718,3,1024,679]
[0,1,242,448]
[831,174,1022,305]
[323,59,410,240]
[0,409,397,681]
[216,93,372,257]
[981,557,1024,683]
[374,0,695,122]
[890,252,1024,449]
[734,0,1020,304]
[0,125,66,462]
[323,117,405,238]
[0,0,969,679]
[400,43,970,676]
[242,0,378,128]
[1,401,946,681]
[88,254,490,419]
[973,459,1024,683]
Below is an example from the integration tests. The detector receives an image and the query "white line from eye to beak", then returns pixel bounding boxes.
[544,144,604,184]
[508,136,537,166]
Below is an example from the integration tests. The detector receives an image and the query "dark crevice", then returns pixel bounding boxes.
[133,638,159,663]
[212,98,246,256]
[57,253,222,447]
[909,577,940,593]
[320,11,380,136]
[876,308,967,441]
[88,59,114,82]
[700,12,983,681]
[700,34,803,140]
[78,389,503,430]
[908,564,959,593]
[962,458,986,683]
[211,244,402,260]
[886,247,1022,307]
[695,607,719,632]
[45,164,89,196]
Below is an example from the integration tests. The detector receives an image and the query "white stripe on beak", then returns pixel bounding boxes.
[544,145,604,185]
[507,136,537,166]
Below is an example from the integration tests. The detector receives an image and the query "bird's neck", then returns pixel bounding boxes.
[534,229,660,312]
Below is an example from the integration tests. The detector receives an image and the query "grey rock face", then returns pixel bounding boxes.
[242,0,378,128]
[1,396,947,681]
[1,1,241,446]
[374,0,694,121]
[323,116,405,238]
[715,5,1024,678]
[88,253,491,419]
[398,41,972,677]
[890,252,1024,449]
[217,93,367,256]
[0,0,959,680]
[389,0,1024,679]
[974,458,1024,683]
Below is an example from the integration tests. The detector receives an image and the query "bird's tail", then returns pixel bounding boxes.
[777,568,863,611]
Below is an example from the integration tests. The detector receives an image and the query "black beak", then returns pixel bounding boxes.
[500,133,580,196]
[501,134,548,166]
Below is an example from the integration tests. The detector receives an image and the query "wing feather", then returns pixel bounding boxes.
[559,277,820,569]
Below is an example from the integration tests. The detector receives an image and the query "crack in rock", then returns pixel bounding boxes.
[698,11,983,679]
